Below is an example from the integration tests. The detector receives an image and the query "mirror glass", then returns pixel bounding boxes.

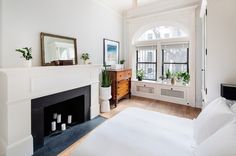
[41,33,78,66]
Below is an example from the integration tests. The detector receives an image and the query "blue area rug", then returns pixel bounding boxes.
[33,116,107,156]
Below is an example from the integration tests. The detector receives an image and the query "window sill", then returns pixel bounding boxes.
[132,79,190,88]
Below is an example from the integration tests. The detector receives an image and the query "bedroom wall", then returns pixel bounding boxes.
[206,0,236,102]
[0,0,123,67]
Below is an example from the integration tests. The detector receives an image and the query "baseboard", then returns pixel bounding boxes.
[0,138,6,156]
[6,136,33,156]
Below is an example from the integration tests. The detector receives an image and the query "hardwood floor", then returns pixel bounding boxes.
[59,96,201,156]
[101,96,201,119]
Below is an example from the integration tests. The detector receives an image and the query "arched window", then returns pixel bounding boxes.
[138,26,187,41]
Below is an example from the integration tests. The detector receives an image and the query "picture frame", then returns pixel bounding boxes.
[103,38,120,66]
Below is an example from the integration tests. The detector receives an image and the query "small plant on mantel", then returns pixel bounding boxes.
[80,52,90,64]
[16,47,33,67]
[16,47,33,60]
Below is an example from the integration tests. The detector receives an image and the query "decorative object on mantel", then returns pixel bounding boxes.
[16,47,33,67]
[103,38,120,66]
[120,59,125,69]
[40,32,78,66]
[100,65,112,113]
[81,52,90,64]
[137,69,144,81]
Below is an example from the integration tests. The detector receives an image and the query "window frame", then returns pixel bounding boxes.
[136,49,158,81]
[161,47,189,76]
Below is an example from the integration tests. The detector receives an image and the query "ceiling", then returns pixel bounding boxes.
[100,0,162,12]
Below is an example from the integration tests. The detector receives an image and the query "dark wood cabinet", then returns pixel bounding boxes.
[108,69,132,107]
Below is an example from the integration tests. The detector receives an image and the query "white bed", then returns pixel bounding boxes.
[72,108,195,156]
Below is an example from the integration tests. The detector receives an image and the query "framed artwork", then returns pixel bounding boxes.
[103,39,120,66]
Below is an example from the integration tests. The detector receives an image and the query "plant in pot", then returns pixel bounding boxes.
[176,72,183,83]
[165,69,172,83]
[81,53,90,64]
[16,47,33,67]
[170,73,176,85]
[137,69,144,81]
[100,66,112,113]
[181,72,190,85]
[119,59,125,69]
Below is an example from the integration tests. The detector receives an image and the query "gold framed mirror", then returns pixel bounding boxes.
[41,32,78,66]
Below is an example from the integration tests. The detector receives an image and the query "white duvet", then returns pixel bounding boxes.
[72,108,195,156]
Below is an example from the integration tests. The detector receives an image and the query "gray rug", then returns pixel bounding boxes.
[33,116,107,156]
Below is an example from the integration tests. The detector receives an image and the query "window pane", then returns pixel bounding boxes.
[138,26,187,41]
[163,64,188,74]
[137,63,156,80]
[163,44,188,63]
[137,48,156,62]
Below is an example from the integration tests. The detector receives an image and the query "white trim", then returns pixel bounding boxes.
[135,37,190,47]
[6,136,33,156]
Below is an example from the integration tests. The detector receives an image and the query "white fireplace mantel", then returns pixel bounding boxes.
[0,65,102,156]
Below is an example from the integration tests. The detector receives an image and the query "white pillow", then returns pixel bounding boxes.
[195,119,236,156]
[194,97,234,144]
[231,103,236,113]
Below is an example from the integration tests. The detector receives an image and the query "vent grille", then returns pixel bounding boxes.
[161,89,184,99]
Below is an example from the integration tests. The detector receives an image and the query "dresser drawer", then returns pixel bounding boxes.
[117,88,129,98]
[125,70,132,78]
[116,71,126,81]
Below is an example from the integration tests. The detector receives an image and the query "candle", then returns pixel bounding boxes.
[67,115,72,124]
[53,113,57,120]
[61,123,66,131]
[57,114,61,123]
[51,121,56,131]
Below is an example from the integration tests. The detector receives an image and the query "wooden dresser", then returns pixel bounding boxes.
[108,69,132,107]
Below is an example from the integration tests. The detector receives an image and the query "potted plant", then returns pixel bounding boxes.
[137,69,144,81]
[119,59,125,69]
[181,72,190,85]
[81,53,90,64]
[170,73,176,85]
[16,47,33,67]
[100,65,112,113]
[165,69,171,79]
[176,72,183,82]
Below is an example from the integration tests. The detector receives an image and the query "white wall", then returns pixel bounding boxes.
[0,0,123,67]
[206,0,236,102]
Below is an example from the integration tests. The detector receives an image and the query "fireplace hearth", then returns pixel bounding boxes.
[31,85,91,152]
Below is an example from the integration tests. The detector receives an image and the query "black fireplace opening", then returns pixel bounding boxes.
[31,86,91,152]
[44,95,85,137]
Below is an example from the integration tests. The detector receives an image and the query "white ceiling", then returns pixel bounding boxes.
[100,0,162,12]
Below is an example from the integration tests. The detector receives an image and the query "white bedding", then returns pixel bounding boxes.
[72,108,195,156]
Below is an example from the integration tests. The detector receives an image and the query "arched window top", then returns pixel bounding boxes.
[138,26,187,41]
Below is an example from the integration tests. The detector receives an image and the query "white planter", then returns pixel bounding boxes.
[23,60,32,67]
[83,59,89,64]
[100,86,111,113]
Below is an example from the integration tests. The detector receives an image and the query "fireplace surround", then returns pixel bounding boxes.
[0,65,101,156]
[31,85,91,151]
